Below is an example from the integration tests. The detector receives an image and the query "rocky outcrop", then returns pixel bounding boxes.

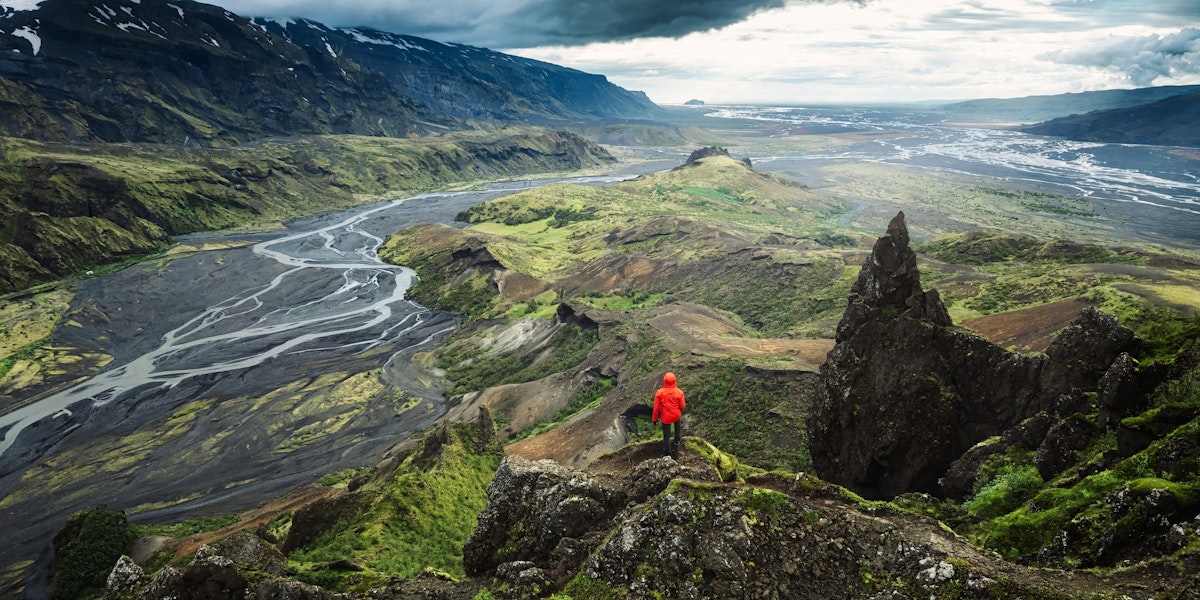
[835,211,953,341]
[675,146,753,170]
[939,412,1054,500]
[105,532,344,600]
[463,455,685,581]
[810,212,1136,499]
[1034,414,1096,480]
[458,445,1139,599]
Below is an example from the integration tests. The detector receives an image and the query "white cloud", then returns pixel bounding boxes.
[509,0,1200,103]
[1042,27,1200,86]
[202,0,1200,103]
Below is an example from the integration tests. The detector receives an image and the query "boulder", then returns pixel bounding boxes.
[1096,353,1144,427]
[1034,415,1096,480]
[463,456,627,578]
[1041,308,1137,402]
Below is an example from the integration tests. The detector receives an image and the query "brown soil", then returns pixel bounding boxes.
[158,484,338,563]
[961,299,1092,352]
[646,302,833,371]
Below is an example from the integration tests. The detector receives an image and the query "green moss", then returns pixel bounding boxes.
[678,359,812,472]
[685,438,743,483]
[128,514,239,539]
[48,507,132,600]
[443,323,599,394]
[287,425,502,585]
[552,573,626,600]
[968,464,1043,519]
[316,466,372,487]
[977,469,1130,560]
[734,488,792,517]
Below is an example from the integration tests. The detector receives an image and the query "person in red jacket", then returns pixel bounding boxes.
[651,371,686,457]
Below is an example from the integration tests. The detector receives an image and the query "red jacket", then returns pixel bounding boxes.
[652,372,685,425]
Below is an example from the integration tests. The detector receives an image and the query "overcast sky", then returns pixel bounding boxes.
[207,0,1200,104]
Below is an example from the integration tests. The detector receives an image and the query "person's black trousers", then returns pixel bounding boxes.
[661,421,682,456]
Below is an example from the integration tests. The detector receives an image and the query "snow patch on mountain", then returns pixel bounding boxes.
[0,0,45,13]
[343,28,427,52]
[11,23,39,54]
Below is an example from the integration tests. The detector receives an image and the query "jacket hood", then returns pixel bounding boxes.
[663,372,676,387]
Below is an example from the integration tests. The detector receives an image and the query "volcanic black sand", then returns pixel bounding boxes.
[0,166,669,596]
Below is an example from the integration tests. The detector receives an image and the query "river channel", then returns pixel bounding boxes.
[0,168,661,595]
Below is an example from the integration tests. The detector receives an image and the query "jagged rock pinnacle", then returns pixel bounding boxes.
[835,211,950,342]
[811,213,1138,500]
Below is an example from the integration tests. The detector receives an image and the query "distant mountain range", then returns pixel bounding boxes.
[937,85,1200,124]
[0,0,661,145]
[1022,91,1200,148]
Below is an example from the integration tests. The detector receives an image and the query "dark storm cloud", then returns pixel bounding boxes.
[1042,27,1200,86]
[206,0,864,48]
[518,0,788,45]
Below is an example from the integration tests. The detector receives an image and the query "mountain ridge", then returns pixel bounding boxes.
[937,84,1200,123]
[0,0,660,145]
[1022,92,1200,148]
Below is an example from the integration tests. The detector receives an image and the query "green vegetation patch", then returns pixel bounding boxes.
[679,359,813,472]
[48,507,131,600]
[690,258,853,337]
[676,185,739,202]
[962,267,1110,315]
[128,514,239,539]
[967,364,1200,565]
[441,323,599,394]
[918,232,1137,266]
[734,488,792,517]
[578,290,668,311]
[549,573,627,600]
[968,463,1043,519]
[288,424,502,589]
[316,466,373,488]
[514,378,614,442]
[1081,287,1200,364]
